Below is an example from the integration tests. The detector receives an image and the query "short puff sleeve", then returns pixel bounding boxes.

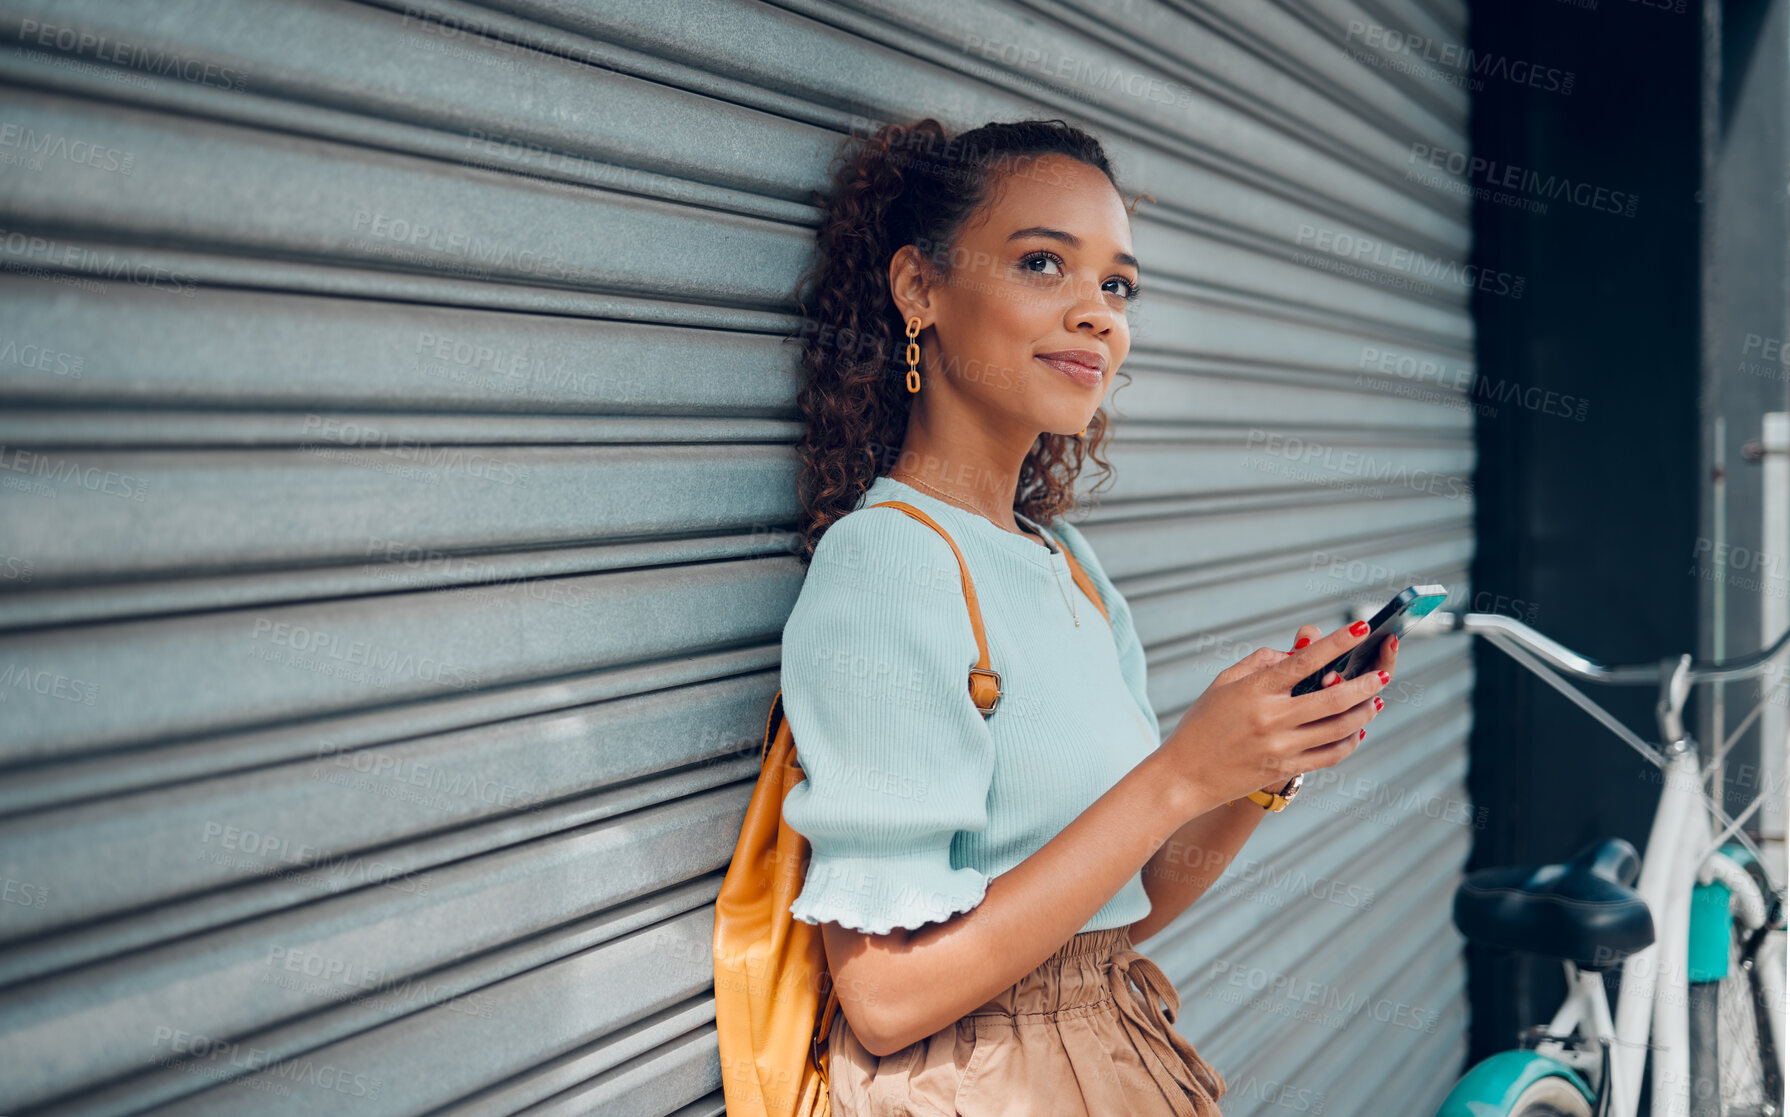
[1052,519,1162,745]
[778,505,996,935]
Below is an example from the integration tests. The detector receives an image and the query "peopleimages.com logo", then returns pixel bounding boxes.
[1293,225,1524,299]
[1406,143,1638,218]
[1344,20,1575,95]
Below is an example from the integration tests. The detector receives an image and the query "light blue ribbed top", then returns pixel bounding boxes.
[779,474,1161,936]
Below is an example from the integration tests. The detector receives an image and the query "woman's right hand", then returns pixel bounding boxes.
[1156,620,1390,815]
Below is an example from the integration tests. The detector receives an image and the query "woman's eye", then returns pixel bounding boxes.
[1020,252,1140,302]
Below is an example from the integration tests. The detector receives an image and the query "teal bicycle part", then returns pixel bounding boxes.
[1686,878,1732,983]
[1435,1050,1596,1116]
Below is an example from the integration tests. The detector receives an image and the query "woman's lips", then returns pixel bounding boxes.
[1036,355,1104,388]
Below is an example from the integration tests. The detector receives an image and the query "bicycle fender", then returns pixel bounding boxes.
[1434,1050,1596,1116]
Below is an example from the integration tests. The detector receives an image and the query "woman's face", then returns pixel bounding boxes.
[894,152,1138,443]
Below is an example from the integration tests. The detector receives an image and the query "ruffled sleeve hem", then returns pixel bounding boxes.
[787,852,990,936]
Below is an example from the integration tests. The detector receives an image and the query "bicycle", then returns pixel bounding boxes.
[1427,610,1789,1117]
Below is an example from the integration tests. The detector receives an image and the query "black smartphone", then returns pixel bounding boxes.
[1290,584,1449,696]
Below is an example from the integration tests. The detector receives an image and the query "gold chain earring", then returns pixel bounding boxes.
[905,316,922,394]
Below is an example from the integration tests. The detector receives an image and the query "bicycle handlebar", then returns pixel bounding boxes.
[1427,610,1790,686]
[1424,608,1789,899]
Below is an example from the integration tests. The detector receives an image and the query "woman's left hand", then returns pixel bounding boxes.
[1200,620,1399,796]
[1254,621,1399,791]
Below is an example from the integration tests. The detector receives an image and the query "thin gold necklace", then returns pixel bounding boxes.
[886,470,1081,627]
[891,471,1023,537]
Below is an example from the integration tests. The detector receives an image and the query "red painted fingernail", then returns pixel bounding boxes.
[1323,671,1340,686]
[1373,696,1384,711]
[1378,671,1389,684]
[1285,650,1293,655]
[1293,636,1311,650]
[1389,634,1399,651]
[1350,621,1369,637]
[1359,728,1366,740]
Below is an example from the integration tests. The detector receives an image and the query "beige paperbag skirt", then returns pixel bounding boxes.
[826,925,1226,1116]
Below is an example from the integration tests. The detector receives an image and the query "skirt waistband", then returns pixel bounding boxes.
[1047,925,1134,963]
[957,924,1228,1112]
[963,926,1139,1019]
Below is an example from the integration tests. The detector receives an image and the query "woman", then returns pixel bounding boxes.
[776,117,1397,1117]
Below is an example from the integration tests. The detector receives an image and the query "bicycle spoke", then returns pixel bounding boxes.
[1715,927,1786,1117]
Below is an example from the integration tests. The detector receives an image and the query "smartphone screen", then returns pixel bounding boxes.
[1290,584,1449,696]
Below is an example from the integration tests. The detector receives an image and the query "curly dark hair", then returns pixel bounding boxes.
[786,116,1148,564]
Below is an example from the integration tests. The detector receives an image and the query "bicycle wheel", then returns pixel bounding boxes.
[1691,847,1786,1117]
[1713,921,1784,1117]
[1504,1075,1595,1117]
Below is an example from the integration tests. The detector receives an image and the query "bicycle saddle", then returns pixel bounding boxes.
[1452,837,1655,971]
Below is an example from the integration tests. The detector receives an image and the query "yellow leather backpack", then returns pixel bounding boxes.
[711,499,1109,1116]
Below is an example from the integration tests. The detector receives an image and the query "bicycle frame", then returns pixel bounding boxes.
[1532,747,1704,1117]
[1430,610,1789,1117]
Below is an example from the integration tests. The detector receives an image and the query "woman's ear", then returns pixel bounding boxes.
[888,243,937,324]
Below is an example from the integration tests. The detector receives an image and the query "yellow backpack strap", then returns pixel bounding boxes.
[867,500,1003,717]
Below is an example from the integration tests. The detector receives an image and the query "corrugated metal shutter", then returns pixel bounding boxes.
[0,0,1475,1114]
